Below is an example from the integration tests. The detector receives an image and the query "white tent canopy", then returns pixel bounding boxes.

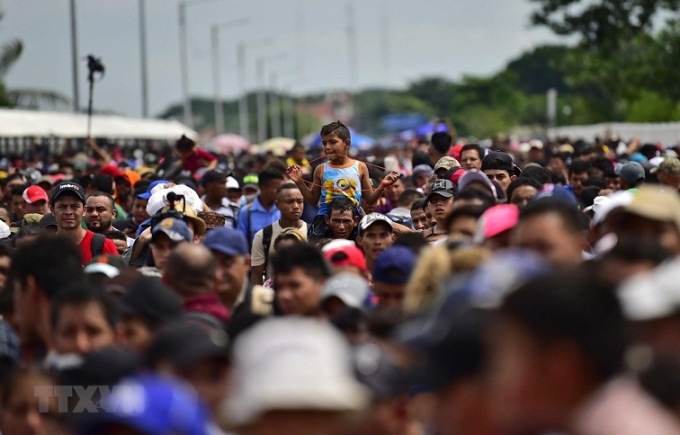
[0,108,197,140]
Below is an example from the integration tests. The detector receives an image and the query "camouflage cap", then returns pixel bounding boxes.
[657,158,680,175]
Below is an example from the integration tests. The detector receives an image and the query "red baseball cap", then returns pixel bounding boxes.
[99,164,124,178]
[22,185,48,204]
[324,246,367,273]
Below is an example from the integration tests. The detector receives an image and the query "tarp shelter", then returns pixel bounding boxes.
[0,108,197,154]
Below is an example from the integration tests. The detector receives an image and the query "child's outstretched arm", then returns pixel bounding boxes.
[288,164,322,205]
[361,163,400,206]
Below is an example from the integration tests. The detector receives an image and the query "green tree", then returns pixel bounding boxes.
[529,0,680,52]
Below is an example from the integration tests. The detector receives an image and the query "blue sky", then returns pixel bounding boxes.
[1,0,563,117]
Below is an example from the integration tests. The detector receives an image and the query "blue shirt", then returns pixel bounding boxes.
[237,196,280,246]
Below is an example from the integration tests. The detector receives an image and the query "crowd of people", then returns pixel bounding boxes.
[0,121,679,434]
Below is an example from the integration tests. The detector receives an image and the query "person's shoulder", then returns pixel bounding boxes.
[103,237,119,255]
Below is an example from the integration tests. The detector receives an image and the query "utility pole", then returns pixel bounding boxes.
[178,1,190,126]
[139,0,149,117]
[269,72,281,138]
[237,38,272,141]
[346,0,359,127]
[211,18,249,135]
[69,0,80,112]
[256,58,266,144]
[178,0,225,128]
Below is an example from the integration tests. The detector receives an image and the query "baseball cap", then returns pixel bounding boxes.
[655,157,680,175]
[373,246,416,285]
[616,162,646,185]
[118,276,183,327]
[533,184,578,207]
[359,213,393,233]
[22,185,48,204]
[226,176,240,190]
[427,179,456,201]
[203,227,248,256]
[242,173,259,191]
[152,217,192,243]
[21,213,42,226]
[146,322,230,369]
[51,181,85,204]
[457,171,496,198]
[36,175,54,187]
[78,374,210,435]
[623,185,680,234]
[445,167,469,187]
[99,164,124,178]
[38,213,57,228]
[222,317,369,427]
[481,151,521,177]
[618,257,680,322]
[434,156,460,173]
[85,255,127,278]
[137,179,169,200]
[473,205,519,244]
[200,169,229,187]
[587,192,633,227]
[412,164,434,185]
[320,273,370,309]
[321,239,357,252]
[324,245,367,273]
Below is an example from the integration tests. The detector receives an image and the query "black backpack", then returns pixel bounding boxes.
[262,224,274,277]
[90,233,106,259]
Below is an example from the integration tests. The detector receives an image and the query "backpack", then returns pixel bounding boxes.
[262,224,274,277]
[90,233,106,259]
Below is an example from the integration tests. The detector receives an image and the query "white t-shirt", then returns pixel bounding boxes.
[251,220,308,279]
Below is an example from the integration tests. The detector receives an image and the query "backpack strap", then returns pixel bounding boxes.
[246,202,254,248]
[262,224,274,278]
[90,233,106,259]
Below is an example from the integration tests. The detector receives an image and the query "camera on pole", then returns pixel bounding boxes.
[85,55,105,140]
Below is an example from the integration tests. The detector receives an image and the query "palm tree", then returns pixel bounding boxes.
[0,11,70,111]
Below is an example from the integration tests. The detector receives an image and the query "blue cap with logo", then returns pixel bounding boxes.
[152,217,192,243]
[137,179,169,200]
[373,246,417,285]
[203,227,248,256]
[78,374,210,435]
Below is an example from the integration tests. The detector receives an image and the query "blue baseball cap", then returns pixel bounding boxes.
[152,217,192,243]
[373,246,417,285]
[533,184,578,208]
[78,374,210,435]
[137,179,169,200]
[203,227,248,256]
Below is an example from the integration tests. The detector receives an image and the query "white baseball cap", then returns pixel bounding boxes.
[320,273,370,309]
[618,257,680,322]
[226,176,240,190]
[359,213,393,233]
[221,317,369,428]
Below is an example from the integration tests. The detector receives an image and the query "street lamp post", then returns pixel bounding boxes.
[178,0,225,128]
[211,18,249,135]
[139,0,149,118]
[237,38,272,141]
[256,54,287,143]
[269,72,280,138]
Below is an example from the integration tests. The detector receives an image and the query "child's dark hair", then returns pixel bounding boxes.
[106,229,127,242]
[175,135,195,152]
[320,121,351,142]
